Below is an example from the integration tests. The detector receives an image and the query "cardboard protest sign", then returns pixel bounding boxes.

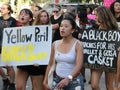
[80,29,120,72]
[1,25,52,66]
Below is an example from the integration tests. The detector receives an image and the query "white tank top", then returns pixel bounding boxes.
[54,40,78,78]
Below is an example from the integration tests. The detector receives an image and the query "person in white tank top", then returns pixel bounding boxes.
[43,17,84,90]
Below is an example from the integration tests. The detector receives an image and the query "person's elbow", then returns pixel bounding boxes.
[52,24,59,30]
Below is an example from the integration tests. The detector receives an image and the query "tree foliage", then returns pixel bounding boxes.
[0,0,9,3]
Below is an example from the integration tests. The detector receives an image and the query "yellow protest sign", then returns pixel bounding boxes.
[1,25,52,66]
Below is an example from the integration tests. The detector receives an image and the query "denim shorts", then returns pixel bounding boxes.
[52,73,84,90]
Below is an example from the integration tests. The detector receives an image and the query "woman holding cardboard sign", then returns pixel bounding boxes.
[16,8,45,90]
[90,6,118,90]
[32,9,50,90]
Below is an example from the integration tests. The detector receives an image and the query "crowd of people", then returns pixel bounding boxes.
[0,0,120,90]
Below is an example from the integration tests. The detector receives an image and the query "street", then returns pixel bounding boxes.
[0,68,106,90]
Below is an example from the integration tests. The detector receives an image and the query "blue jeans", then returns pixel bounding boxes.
[79,73,84,90]
[52,73,84,90]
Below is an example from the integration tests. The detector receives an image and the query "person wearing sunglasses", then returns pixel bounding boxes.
[50,4,63,42]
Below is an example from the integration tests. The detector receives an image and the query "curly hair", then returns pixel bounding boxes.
[33,10,50,25]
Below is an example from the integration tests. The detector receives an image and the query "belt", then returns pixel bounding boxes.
[54,72,79,81]
[54,73,64,80]
[57,75,64,80]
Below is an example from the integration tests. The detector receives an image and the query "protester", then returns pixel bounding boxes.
[114,50,120,90]
[110,0,120,22]
[0,68,9,90]
[79,8,94,85]
[0,3,16,90]
[87,7,93,15]
[63,11,84,90]
[43,17,83,90]
[67,6,76,15]
[32,9,50,90]
[79,8,90,30]
[63,12,81,39]
[110,1,120,89]
[50,4,63,42]
[91,6,118,90]
[87,7,96,21]
[16,8,42,90]
[33,10,49,25]
[110,0,120,29]
[33,5,42,19]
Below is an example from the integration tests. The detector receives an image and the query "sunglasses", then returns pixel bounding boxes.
[53,11,59,13]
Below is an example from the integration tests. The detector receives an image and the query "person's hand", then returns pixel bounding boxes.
[57,77,70,89]
[118,47,120,52]
[114,86,119,90]
[33,63,39,67]
[43,82,51,90]
[78,33,81,39]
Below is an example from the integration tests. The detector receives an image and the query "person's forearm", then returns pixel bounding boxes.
[114,52,120,88]
[70,65,82,78]
[52,24,59,30]
[43,65,51,83]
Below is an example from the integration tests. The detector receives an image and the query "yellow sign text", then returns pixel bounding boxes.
[2,44,48,62]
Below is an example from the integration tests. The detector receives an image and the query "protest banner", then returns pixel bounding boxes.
[1,25,52,66]
[80,29,120,72]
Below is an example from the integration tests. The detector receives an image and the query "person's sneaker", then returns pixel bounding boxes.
[8,83,16,90]
[2,78,9,90]
[88,80,91,84]
[83,78,86,83]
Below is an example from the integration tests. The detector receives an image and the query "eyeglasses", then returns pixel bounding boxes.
[53,11,59,13]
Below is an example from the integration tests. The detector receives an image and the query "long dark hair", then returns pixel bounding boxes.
[78,8,88,24]
[110,0,120,16]
[97,6,118,30]
[61,17,77,30]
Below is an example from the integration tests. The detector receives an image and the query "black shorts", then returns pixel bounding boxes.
[17,65,47,76]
